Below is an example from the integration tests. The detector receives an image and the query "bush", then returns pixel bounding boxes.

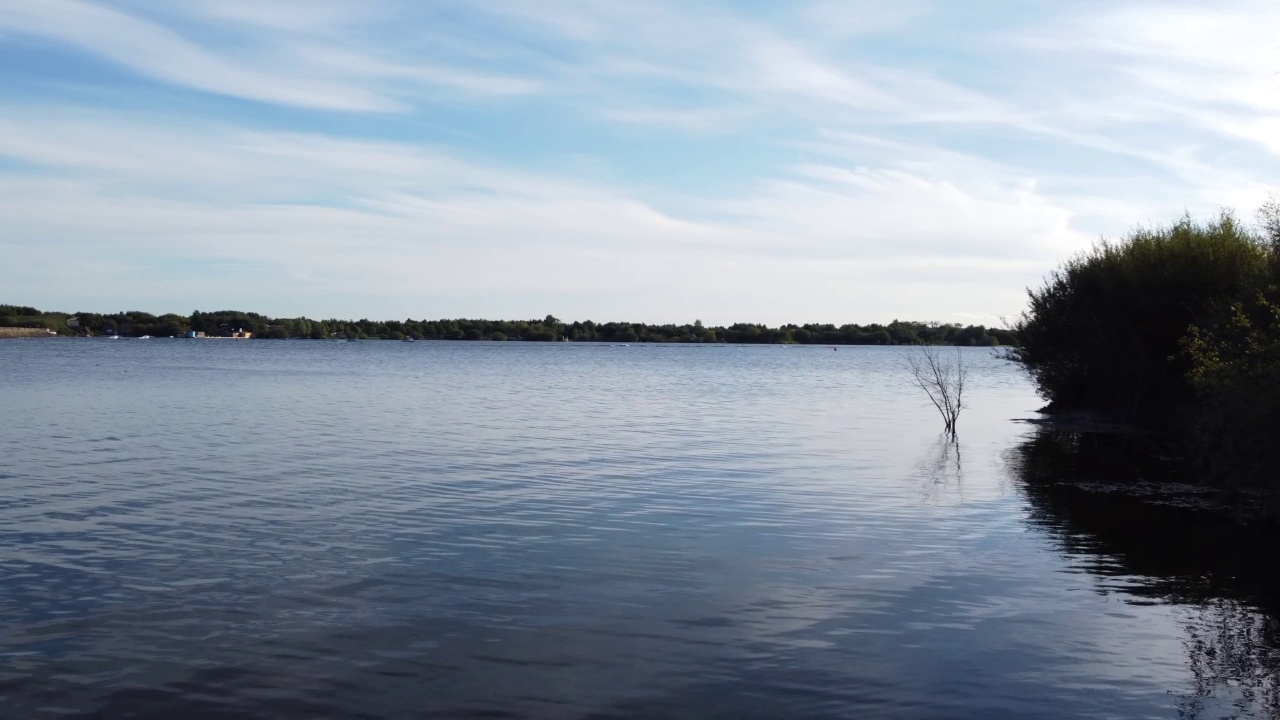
[1011,211,1270,427]
[1182,293,1280,482]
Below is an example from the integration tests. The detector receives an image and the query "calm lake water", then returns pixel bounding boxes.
[1,340,1276,719]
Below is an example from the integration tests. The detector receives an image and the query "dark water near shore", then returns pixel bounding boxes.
[1,340,1276,719]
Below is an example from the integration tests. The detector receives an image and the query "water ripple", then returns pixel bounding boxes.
[0,341,1274,718]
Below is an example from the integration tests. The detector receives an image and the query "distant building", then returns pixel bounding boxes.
[213,322,253,339]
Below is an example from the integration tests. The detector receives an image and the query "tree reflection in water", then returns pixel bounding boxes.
[917,433,963,504]
[1179,599,1279,719]
[1010,428,1280,719]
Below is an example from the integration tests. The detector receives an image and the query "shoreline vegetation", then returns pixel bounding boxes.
[0,307,1016,346]
[1010,199,1280,491]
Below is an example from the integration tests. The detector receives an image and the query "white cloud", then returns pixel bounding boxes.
[2,0,1278,323]
[1004,2,1280,158]
[0,0,397,110]
[0,111,1087,323]
[0,0,541,109]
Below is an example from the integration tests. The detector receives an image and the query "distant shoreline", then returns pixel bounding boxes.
[2,304,1017,346]
[0,327,55,339]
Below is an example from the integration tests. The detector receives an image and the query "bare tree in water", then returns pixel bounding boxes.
[907,345,967,437]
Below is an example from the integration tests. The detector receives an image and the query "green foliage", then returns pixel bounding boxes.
[0,307,76,335]
[0,305,40,317]
[1011,210,1271,426]
[1260,195,1280,251]
[1181,292,1280,481]
[1012,202,1280,485]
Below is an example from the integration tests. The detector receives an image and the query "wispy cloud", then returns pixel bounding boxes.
[1,0,1277,322]
[0,0,541,110]
[1003,2,1280,156]
[0,109,1085,322]
[0,0,396,110]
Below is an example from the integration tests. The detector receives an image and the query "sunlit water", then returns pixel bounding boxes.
[1,340,1275,719]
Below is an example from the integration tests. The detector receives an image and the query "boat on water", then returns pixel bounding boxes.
[138,335,152,340]
[402,337,415,343]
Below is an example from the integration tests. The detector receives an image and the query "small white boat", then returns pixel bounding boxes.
[138,335,152,340]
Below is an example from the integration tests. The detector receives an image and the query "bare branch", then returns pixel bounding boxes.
[906,345,967,436]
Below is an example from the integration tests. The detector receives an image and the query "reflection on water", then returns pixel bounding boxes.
[1012,428,1280,718]
[1180,601,1279,719]
[0,340,1278,718]
[917,435,963,502]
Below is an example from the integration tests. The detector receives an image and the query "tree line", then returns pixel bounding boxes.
[0,306,1016,346]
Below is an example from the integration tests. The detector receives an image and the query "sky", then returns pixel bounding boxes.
[1,0,1278,325]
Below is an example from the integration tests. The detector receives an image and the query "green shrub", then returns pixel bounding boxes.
[1182,292,1280,482]
[1011,211,1270,427]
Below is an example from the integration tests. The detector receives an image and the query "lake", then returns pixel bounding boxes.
[1,340,1276,718]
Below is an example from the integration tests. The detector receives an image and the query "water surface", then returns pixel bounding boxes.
[0,340,1275,718]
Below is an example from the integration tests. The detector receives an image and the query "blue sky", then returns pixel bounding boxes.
[2,0,1278,324]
